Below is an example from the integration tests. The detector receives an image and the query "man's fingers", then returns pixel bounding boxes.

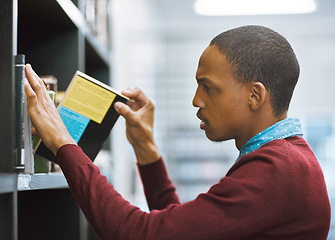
[115,102,130,116]
[23,78,39,107]
[23,78,34,97]
[121,87,155,112]
[25,64,47,95]
[31,127,38,137]
[115,102,138,124]
[122,87,148,104]
[25,64,39,86]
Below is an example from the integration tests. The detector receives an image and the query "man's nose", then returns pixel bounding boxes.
[192,87,205,109]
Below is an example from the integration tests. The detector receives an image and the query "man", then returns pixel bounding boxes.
[25,25,331,239]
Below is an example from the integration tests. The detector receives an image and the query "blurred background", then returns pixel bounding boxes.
[106,0,335,238]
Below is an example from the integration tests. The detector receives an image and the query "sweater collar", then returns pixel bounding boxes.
[237,118,303,161]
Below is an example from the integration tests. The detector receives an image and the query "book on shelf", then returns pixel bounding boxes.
[14,54,35,173]
[14,54,25,172]
[34,71,129,163]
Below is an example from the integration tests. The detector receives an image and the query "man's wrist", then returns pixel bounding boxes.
[52,135,77,156]
[133,141,160,165]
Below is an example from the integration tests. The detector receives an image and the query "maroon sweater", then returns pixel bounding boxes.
[56,136,331,240]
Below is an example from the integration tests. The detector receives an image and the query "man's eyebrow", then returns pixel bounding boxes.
[196,77,209,83]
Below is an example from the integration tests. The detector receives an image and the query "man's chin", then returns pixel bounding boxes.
[205,131,232,142]
[204,131,225,142]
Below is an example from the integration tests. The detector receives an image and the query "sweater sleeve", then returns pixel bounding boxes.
[137,158,181,210]
[56,141,330,240]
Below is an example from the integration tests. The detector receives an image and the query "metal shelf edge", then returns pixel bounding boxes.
[17,173,68,191]
[56,0,110,65]
[0,174,17,194]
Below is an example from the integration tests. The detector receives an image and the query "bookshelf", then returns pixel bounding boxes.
[0,0,111,239]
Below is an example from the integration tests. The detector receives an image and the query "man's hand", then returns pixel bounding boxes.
[114,88,160,165]
[24,64,77,155]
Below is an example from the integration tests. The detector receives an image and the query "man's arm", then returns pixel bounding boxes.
[114,87,182,209]
[138,157,181,210]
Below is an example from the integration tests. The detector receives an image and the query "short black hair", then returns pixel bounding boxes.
[210,25,300,118]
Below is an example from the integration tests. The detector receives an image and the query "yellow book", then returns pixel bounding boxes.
[34,71,128,162]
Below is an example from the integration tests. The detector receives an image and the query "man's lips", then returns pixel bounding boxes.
[196,110,207,129]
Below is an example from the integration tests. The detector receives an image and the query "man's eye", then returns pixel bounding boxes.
[204,85,213,92]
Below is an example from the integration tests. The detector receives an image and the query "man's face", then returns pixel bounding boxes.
[193,45,252,145]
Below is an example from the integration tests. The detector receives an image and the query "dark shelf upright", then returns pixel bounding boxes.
[0,0,111,239]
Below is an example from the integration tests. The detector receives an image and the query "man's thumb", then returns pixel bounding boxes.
[115,102,130,118]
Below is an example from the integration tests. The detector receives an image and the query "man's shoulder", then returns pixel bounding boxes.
[254,135,310,157]
[232,136,315,171]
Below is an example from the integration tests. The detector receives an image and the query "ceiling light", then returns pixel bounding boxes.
[194,0,317,16]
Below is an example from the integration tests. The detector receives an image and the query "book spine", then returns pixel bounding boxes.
[14,54,25,172]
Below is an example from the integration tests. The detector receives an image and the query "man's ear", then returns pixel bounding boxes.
[249,82,267,111]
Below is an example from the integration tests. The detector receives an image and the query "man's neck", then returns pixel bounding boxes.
[235,111,287,150]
